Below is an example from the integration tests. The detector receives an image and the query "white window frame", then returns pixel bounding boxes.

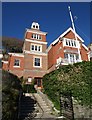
[33,56,42,68]
[31,34,42,40]
[13,59,20,67]
[64,53,79,64]
[63,38,80,48]
[30,44,42,52]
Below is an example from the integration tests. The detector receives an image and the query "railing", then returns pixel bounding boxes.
[56,58,82,68]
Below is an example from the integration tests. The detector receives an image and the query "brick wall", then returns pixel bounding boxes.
[25,32,46,42]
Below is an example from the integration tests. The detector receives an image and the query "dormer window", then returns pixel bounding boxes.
[31,22,40,30]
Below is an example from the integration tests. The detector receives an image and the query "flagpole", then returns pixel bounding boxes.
[68,6,81,62]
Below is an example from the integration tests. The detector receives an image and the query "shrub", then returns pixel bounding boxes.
[2,70,22,120]
[43,61,92,110]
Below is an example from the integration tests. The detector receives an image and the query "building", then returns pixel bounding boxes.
[2,22,48,89]
[88,44,92,61]
[2,22,90,89]
[47,27,89,72]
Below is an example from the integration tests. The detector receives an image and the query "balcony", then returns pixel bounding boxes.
[56,58,82,68]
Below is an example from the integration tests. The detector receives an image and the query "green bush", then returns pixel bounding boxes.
[43,61,92,110]
[22,84,36,93]
[2,70,22,120]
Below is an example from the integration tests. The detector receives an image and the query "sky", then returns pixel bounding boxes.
[2,2,90,46]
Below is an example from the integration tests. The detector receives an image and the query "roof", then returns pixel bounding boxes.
[47,27,88,52]
[52,27,84,45]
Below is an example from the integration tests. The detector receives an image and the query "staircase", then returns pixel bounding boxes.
[19,93,37,120]
[33,93,56,119]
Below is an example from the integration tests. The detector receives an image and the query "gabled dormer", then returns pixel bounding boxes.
[31,22,40,30]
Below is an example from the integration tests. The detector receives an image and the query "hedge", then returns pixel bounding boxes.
[43,61,92,110]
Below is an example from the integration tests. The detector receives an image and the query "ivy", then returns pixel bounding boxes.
[43,61,92,110]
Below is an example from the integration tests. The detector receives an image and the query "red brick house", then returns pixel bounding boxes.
[47,27,89,72]
[2,22,90,88]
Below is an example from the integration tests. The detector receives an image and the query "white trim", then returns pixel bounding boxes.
[25,39,47,45]
[33,56,42,68]
[52,27,84,45]
[52,38,59,45]
[2,60,8,64]
[24,50,47,56]
[8,53,24,57]
[26,28,47,35]
[82,44,88,51]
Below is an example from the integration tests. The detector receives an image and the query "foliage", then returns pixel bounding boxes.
[2,36,23,53]
[23,84,36,93]
[2,70,22,120]
[43,61,92,110]
[20,77,36,93]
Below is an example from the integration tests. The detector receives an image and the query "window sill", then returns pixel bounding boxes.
[33,66,42,68]
[13,66,20,68]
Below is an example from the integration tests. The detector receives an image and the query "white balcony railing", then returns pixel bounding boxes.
[56,58,82,68]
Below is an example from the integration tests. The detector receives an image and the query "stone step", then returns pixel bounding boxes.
[20,104,36,107]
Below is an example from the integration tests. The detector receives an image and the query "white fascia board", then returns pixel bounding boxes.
[82,44,88,51]
[52,38,59,45]
[8,53,24,57]
[68,27,84,43]
[46,44,52,52]
[52,27,84,46]
[26,28,47,35]
[24,50,47,56]
[25,39,47,45]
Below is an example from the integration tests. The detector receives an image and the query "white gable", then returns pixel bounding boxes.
[52,27,84,45]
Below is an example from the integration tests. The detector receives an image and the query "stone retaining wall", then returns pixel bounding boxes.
[37,89,92,119]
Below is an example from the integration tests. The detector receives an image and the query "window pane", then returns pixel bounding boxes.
[32,34,34,38]
[64,53,68,59]
[34,34,36,38]
[76,54,79,60]
[74,41,76,47]
[14,59,19,66]
[35,58,40,66]
[35,46,37,51]
[71,41,74,46]
[31,45,34,50]
[39,35,41,40]
[38,46,41,51]
[66,40,68,45]
[69,41,71,46]
[37,35,39,39]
